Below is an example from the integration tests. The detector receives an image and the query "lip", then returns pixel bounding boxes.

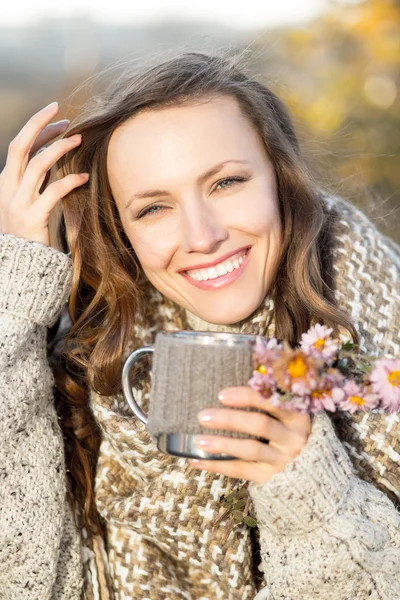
[178,245,251,273]
[180,246,252,290]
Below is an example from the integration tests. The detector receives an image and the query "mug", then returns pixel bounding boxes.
[121,330,259,460]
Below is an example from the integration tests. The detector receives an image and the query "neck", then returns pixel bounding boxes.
[184,296,276,337]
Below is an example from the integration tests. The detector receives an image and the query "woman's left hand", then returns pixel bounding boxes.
[190,386,312,484]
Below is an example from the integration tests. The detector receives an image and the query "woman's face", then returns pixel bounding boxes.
[107,95,283,324]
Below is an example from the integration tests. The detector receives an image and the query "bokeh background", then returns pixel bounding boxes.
[1,0,399,241]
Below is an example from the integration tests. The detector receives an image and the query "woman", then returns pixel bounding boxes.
[0,52,399,600]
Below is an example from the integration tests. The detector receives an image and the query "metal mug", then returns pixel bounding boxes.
[121,330,258,460]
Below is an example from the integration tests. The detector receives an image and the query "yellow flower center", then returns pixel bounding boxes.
[314,338,325,350]
[311,389,331,399]
[349,395,365,406]
[257,365,267,375]
[388,370,400,387]
[287,355,308,379]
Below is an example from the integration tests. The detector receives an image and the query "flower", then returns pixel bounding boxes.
[273,346,321,395]
[369,358,400,411]
[269,392,311,413]
[253,336,282,368]
[248,325,399,415]
[300,324,339,364]
[309,386,345,413]
[339,380,379,413]
[248,369,275,396]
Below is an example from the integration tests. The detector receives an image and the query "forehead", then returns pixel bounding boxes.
[107,95,263,172]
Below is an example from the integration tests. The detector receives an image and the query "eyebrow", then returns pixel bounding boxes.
[125,159,252,210]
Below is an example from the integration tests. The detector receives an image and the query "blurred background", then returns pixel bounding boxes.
[1,0,399,241]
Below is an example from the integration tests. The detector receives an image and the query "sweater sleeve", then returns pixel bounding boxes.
[248,411,400,600]
[0,234,83,599]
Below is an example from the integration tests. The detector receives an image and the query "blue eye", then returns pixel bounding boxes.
[136,205,165,219]
[136,176,247,219]
[215,176,246,190]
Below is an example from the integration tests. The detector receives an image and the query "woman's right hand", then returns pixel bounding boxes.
[0,101,89,248]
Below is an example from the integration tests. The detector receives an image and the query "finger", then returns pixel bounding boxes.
[219,386,309,425]
[29,120,70,158]
[190,458,276,484]
[20,135,82,199]
[34,173,89,216]
[198,408,291,446]
[194,434,289,463]
[4,102,59,183]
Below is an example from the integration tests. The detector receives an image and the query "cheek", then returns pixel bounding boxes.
[124,223,177,274]
[227,191,281,236]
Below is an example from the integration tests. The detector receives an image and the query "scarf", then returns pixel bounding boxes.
[81,195,400,599]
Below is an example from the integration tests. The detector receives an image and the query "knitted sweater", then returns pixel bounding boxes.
[0,195,399,599]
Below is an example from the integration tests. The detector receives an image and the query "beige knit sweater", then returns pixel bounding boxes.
[0,195,399,599]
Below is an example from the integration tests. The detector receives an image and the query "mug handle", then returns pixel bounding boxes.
[121,346,154,425]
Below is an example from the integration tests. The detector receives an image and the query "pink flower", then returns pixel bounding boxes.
[248,370,275,394]
[253,336,282,366]
[269,392,310,414]
[300,324,339,364]
[291,378,317,396]
[369,358,400,411]
[339,380,379,413]
[309,386,345,413]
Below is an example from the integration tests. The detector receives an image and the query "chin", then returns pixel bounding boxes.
[197,298,263,325]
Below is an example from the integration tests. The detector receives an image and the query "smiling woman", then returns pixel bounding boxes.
[107,96,283,323]
[0,51,399,600]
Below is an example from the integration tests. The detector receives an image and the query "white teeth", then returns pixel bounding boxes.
[185,248,248,282]
[216,263,228,276]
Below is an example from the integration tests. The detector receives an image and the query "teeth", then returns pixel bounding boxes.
[216,263,227,276]
[186,249,248,282]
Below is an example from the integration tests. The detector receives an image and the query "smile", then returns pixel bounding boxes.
[181,247,251,290]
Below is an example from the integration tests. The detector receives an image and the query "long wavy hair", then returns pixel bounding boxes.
[47,50,359,536]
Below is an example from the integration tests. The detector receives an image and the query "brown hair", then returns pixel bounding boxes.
[48,50,358,536]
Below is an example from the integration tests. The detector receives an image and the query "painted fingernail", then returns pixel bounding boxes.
[44,101,58,110]
[198,411,213,422]
[57,119,70,127]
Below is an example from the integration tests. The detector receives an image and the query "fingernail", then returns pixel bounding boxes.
[44,101,58,110]
[196,438,210,448]
[218,389,234,403]
[198,411,213,422]
[57,119,70,127]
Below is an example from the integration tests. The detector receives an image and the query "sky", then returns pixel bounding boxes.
[2,0,329,30]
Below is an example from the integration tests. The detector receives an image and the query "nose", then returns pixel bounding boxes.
[180,197,228,254]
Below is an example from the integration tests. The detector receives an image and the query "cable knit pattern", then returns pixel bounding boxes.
[0,193,400,600]
[0,234,82,599]
[248,412,400,599]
